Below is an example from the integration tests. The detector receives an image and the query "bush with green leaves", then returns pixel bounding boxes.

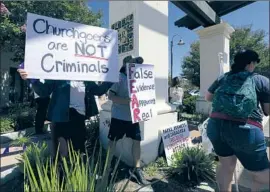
[22,141,128,192]
[168,146,216,189]
[9,103,35,131]
[11,136,33,147]
[144,157,167,177]
[17,141,50,174]
[1,1,102,62]
[85,116,100,152]
[0,116,15,134]
[181,95,198,114]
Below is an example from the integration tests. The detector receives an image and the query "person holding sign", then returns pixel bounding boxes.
[17,67,113,157]
[107,56,149,185]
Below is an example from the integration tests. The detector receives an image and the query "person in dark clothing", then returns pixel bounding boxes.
[18,63,50,135]
[205,49,269,192]
[18,66,113,157]
[35,96,50,134]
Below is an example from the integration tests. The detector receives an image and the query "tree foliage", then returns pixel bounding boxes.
[182,26,270,87]
[0,1,102,62]
[181,42,200,87]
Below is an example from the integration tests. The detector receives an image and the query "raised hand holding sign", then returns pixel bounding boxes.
[127,62,157,123]
[24,13,118,82]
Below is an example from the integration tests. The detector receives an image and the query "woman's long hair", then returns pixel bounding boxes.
[231,49,260,73]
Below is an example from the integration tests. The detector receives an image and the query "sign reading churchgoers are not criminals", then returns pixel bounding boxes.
[24,13,118,82]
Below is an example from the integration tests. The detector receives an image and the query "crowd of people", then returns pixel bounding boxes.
[17,55,149,185]
[17,49,269,190]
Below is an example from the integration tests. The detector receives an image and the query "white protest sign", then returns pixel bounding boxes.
[161,121,190,166]
[24,13,118,82]
[126,63,157,123]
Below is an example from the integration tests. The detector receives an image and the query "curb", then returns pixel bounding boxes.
[0,123,51,144]
[0,166,22,186]
[197,182,215,192]
[1,133,52,155]
[0,127,35,144]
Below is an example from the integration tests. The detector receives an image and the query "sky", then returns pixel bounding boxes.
[88,1,269,77]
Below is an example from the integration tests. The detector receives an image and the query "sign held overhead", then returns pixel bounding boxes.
[24,13,118,82]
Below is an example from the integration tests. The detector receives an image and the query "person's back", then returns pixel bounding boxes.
[205,49,269,192]
[210,72,268,126]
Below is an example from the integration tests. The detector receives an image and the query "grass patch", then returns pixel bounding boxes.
[144,157,167,177]
[0,116,15,134]
[11,136,33,147]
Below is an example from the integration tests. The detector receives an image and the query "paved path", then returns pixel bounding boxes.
[233,146,270,191]
[0,133,52,172]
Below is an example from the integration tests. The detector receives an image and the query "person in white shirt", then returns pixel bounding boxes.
[169,77,184,120]
[169,77,184,105]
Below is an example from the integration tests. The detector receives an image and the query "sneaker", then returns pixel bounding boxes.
[129,168,150,185]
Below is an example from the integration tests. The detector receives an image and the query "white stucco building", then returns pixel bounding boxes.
[99,1,178,166]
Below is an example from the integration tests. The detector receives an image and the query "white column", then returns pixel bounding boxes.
[195,22,235,115]
[99,1,177,166]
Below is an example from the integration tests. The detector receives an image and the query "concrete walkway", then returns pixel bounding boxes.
[0,133,52,172]
[233,147,270,191]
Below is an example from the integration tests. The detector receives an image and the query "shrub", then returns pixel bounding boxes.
[9,103,35,131]
[85,116,100,152]
[17,141,50,174]
[167,146,216,189]
[144,157,168,177]
[11,136,33,147]
[156,157,167,168]
[144,162,158,177]
[22,141,127,192]
[181,95,198,114]
[0,116,15,134]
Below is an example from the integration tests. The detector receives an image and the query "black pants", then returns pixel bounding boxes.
[52,108,86,153]
[35,97,50,134]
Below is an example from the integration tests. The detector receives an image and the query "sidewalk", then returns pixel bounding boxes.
[0,133,52,172]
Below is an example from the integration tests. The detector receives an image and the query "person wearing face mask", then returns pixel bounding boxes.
[205,49,269,192]
[107,56,150,186]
